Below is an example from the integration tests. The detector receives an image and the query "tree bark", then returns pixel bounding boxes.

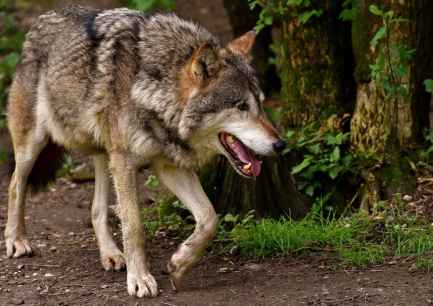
[411,0,433,136]
[203,155,308,218]
[350,0,432,211]
[275,0,355,127]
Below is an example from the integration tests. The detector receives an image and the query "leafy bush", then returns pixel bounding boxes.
[283,116,360,212]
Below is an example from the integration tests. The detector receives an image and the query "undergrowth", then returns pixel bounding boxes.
[142,192,433,269]
[225,197,433,267]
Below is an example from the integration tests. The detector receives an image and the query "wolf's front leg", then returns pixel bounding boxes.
[109,153,158,298]
[155,163,218,290]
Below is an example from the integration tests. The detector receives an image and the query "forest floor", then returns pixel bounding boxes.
[1,174,433,306]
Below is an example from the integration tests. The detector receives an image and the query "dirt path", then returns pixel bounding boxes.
[1,176,433,306]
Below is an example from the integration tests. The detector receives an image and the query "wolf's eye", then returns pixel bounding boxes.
[237,102,249,111]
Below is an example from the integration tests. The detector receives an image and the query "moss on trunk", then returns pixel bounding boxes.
[275,0,355,126]
[350,0,431,212]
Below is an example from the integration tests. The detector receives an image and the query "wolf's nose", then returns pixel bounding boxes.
[273,139,286,154]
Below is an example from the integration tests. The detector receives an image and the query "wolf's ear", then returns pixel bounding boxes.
[190,44,219,83]
[227,30,256,60]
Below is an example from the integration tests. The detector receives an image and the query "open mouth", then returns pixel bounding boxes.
[218,132,262,178]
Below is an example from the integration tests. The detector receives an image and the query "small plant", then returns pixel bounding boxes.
[141,198,193,238]
[339,0,357,22]
[248,0,323,33]
[415,258,433,272]
[284,117,358,211]
[217,210,256,243]
[424,79,433,94]
[368,4,415,99]
[145,174,160,189]
[57,154,74,177]
[339,244,386,266]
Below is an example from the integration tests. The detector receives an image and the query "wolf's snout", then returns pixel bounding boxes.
[272,139,286,154]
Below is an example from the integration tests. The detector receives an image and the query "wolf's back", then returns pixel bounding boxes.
[7,7,221,188]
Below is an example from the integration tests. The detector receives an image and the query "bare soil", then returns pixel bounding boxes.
[1,175,433,306]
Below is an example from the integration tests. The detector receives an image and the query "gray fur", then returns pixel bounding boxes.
[14,6,264,168]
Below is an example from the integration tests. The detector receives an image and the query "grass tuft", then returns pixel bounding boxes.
[226,203,433,267]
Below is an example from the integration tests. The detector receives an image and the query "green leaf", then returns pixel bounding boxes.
[264,106,281,123]
[145,174,160,189]
[308,143,321,155]
[339,8,355,21]
[424,79,433,93]
[325,134,337,145]
[292,157,312,175]
[369,4,383,16]
[335,133,344,145]
[371,26,386,48]
[298,9,323,24]
[286,130,295,139]
[223,213,238,223]
[263,14,273,25]
[330,147,341,162]
[305,185,315,197]
[132,0,155,11]
[328,167,340,179]
[0,52,19,75]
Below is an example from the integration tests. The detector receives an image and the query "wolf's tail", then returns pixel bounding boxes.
[26,139,65,190]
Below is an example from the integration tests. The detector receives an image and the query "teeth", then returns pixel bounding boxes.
[227,135,235,144]
[243,163,252,171]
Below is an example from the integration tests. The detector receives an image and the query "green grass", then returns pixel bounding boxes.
[339,244,386,266]
[415,258,433,272]
[142,193,433,269]
[227,209,433,267]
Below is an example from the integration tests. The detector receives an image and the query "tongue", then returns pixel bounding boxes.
[227,136,262,176]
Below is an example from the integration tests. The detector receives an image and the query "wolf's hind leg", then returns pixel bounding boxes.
[5,134,47,258]
[91,154,125,271]
[155,164,218,290]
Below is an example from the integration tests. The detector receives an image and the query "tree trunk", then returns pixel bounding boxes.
[350,0,432,211]
[203,155,308,218]
[275,0,355,127]
[411,0,433,135]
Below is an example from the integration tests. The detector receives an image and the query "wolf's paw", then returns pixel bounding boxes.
[5,237,33,258]
[167,260,187,291]
[127,270,158,297]
[101,252,126,271]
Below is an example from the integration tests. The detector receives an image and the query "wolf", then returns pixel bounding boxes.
[5,6,286,297]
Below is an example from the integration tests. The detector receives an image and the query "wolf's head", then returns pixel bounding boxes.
[178,31,286,178]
